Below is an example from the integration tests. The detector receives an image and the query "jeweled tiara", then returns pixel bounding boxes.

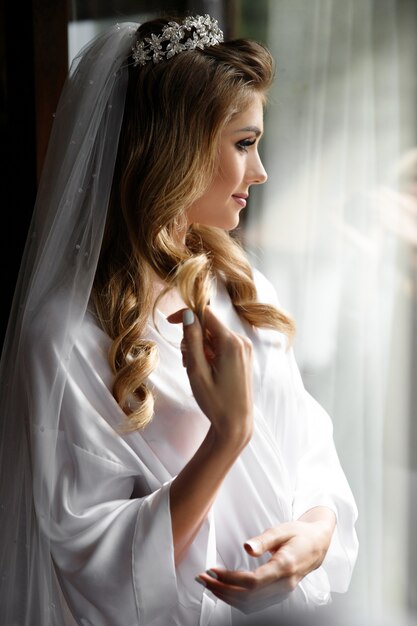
[131,14,224,67]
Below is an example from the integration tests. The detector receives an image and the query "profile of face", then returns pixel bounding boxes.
[187,93,268,230]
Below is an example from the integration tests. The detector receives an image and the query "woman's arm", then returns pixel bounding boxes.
[167,307,254,563]
[167,305,343,613]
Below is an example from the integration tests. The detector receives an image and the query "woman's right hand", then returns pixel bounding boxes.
[167,306,254,562]
[168,307,254,449]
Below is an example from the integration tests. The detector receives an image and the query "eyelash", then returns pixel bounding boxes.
[236,138,257,152]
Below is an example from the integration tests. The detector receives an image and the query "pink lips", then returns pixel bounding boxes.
[232,194,248,208]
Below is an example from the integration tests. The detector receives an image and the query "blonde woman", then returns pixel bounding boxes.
[0,14,358,626]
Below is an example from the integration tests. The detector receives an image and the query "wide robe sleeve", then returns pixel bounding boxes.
[288,351,359,595]
[27,306,190,626]
[252,268,359,603]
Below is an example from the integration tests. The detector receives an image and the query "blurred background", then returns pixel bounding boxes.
[1,0,417,623]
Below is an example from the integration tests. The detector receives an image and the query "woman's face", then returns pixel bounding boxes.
[187,94,268,230]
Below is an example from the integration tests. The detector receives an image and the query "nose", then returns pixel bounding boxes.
[247,150,268,185]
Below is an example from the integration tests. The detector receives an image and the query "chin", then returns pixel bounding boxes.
[193,219,240,231]
[226,215,241,230]
[191,209,241,231]
[216,212,241,231]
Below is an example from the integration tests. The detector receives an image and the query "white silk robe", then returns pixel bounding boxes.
[45,269,358,625]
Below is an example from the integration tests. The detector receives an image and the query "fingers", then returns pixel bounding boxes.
[195,305,228,339]
[244,525,295,557]
[167,308,188,324]
[197,555,297,591]
[200,307,253,356]
[169,306,253,371]
[196,567,292,614]
[167,305,240,338]
[200,568,258,589]
[179,311,209,368]
[168,306,253,439]
[180,310,209,375]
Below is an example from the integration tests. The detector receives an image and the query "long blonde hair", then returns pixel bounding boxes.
[92,17,296,431]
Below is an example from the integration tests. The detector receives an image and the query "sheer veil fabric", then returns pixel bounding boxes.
[0,19,359,626]
[0,23,137,625]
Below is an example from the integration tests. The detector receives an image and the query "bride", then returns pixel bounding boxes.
[0,14,358,626]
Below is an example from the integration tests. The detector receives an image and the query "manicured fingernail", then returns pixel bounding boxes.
[206,569,218,579]
[195,576,206,587]
[183,309,194,326]
[244,539,261,553]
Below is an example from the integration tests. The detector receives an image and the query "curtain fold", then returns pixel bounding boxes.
[244,0,417,622]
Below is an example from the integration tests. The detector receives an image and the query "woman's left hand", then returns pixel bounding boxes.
[196,507,336,614]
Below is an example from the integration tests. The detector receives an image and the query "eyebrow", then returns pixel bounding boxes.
[233,126,263,136]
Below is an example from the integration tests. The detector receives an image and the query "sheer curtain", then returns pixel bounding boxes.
[243,0,417,623]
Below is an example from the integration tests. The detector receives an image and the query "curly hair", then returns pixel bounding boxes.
[92,17,296,431]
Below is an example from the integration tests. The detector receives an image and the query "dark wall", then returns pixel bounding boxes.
[0,0,68,352]
[1,0,37,351]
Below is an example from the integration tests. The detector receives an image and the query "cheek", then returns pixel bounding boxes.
[205,173,230,201]
[215,159,242,193]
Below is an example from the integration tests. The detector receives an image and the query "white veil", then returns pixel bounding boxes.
[0,22,138,625]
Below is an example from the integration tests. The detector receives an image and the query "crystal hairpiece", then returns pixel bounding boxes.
[131,14,224,67]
